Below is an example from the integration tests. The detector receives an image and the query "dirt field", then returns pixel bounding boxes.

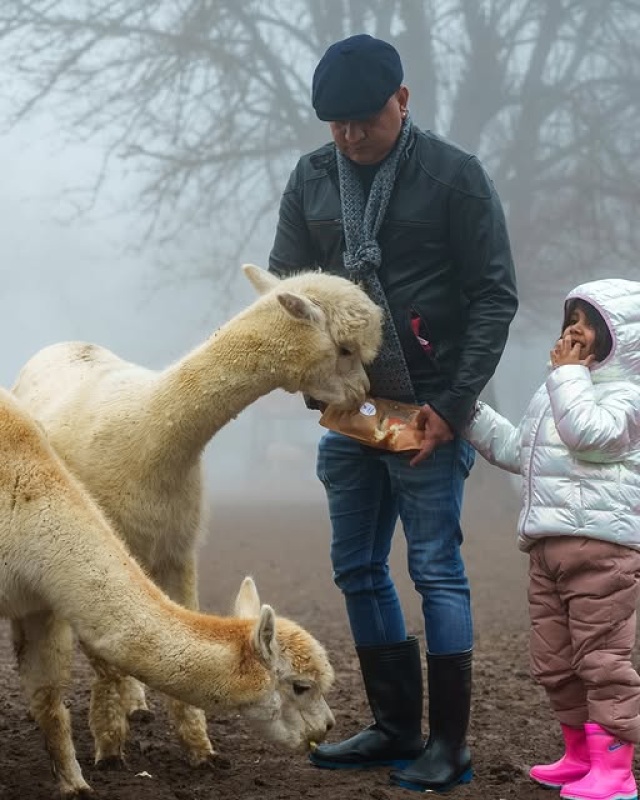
[1,458,638,800]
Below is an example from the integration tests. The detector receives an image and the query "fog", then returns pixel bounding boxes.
[1,1,638,502]
[0,115,327,494]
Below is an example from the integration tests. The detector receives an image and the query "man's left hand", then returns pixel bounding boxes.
[410,404,454,466]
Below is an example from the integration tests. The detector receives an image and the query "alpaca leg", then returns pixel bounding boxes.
[120,676,154,722]
[164,699,216,766]
[82,646,130,768]
[160,556,215,764]
[12,615,92,798]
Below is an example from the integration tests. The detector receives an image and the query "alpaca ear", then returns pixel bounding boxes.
[242,263,280,295]
[234,576,261,618]
[252,605,278,665]
[277,291,325,325]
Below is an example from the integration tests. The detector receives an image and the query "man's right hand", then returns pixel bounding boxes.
[409,404,454,466]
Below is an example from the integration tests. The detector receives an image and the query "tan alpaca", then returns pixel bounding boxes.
[0,388,335,798]
[12,264,381,767]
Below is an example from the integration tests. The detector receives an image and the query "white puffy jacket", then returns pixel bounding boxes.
[466,278,640,552]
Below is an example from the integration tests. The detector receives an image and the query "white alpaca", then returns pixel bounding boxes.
[0,388,335,798]
[12,264,381,767]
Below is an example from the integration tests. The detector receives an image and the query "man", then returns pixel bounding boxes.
[268,34,518,793]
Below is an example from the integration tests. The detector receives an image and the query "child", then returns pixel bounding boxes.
[465,279,640,800]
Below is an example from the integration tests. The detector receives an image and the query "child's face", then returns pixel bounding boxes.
[561,307,596,360]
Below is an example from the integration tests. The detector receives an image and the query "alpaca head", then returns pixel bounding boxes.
[232,576,335,751]
[243,264,382,410]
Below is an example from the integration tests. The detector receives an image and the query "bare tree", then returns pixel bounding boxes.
[1,0,638,312]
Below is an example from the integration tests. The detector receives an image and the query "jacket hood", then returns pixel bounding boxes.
[566,278,640,384]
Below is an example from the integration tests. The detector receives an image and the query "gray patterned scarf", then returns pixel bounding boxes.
[337,116,416,402]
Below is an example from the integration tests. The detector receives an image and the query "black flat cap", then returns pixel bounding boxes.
[312,34,403,121]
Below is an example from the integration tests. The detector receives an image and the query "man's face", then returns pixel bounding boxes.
[329,87,409,165]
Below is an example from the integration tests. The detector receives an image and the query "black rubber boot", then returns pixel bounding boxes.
[390,650,473,792]
[310,636,424,769]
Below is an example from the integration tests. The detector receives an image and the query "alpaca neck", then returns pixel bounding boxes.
[107,608,255,710]
[58,534,260,709]
[147,308,297,468]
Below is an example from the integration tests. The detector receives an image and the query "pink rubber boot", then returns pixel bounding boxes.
[530,724,590,788]
[560,723,638,800]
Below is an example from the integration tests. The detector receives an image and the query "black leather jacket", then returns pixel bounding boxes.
[269,126,518,432]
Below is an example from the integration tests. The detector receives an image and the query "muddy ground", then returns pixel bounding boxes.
[1,456,637,800]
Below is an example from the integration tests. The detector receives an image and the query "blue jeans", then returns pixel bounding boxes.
[316,431,475,655]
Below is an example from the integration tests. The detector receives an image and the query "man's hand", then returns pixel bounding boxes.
[409,404,454,466]
[550,334,596,368]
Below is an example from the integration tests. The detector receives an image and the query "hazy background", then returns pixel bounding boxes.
[1,0,638,499]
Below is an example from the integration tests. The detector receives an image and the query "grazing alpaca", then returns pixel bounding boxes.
[0,388,335,798]
[12,264,381,767]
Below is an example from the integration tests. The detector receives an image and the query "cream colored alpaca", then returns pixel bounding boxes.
[12,264,381,767]
[0,388,335,798]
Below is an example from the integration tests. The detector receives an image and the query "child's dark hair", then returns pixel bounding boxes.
[562,298,613,362]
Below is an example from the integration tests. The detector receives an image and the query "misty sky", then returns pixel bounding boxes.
[2,122,222,381]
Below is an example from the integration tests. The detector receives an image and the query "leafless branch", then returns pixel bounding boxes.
[0,0,638,314]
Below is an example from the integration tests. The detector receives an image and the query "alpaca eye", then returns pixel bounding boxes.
[293,683,311,696]
[338,346,353,357]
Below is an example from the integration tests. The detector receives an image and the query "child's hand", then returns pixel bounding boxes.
[550,334,596,368]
